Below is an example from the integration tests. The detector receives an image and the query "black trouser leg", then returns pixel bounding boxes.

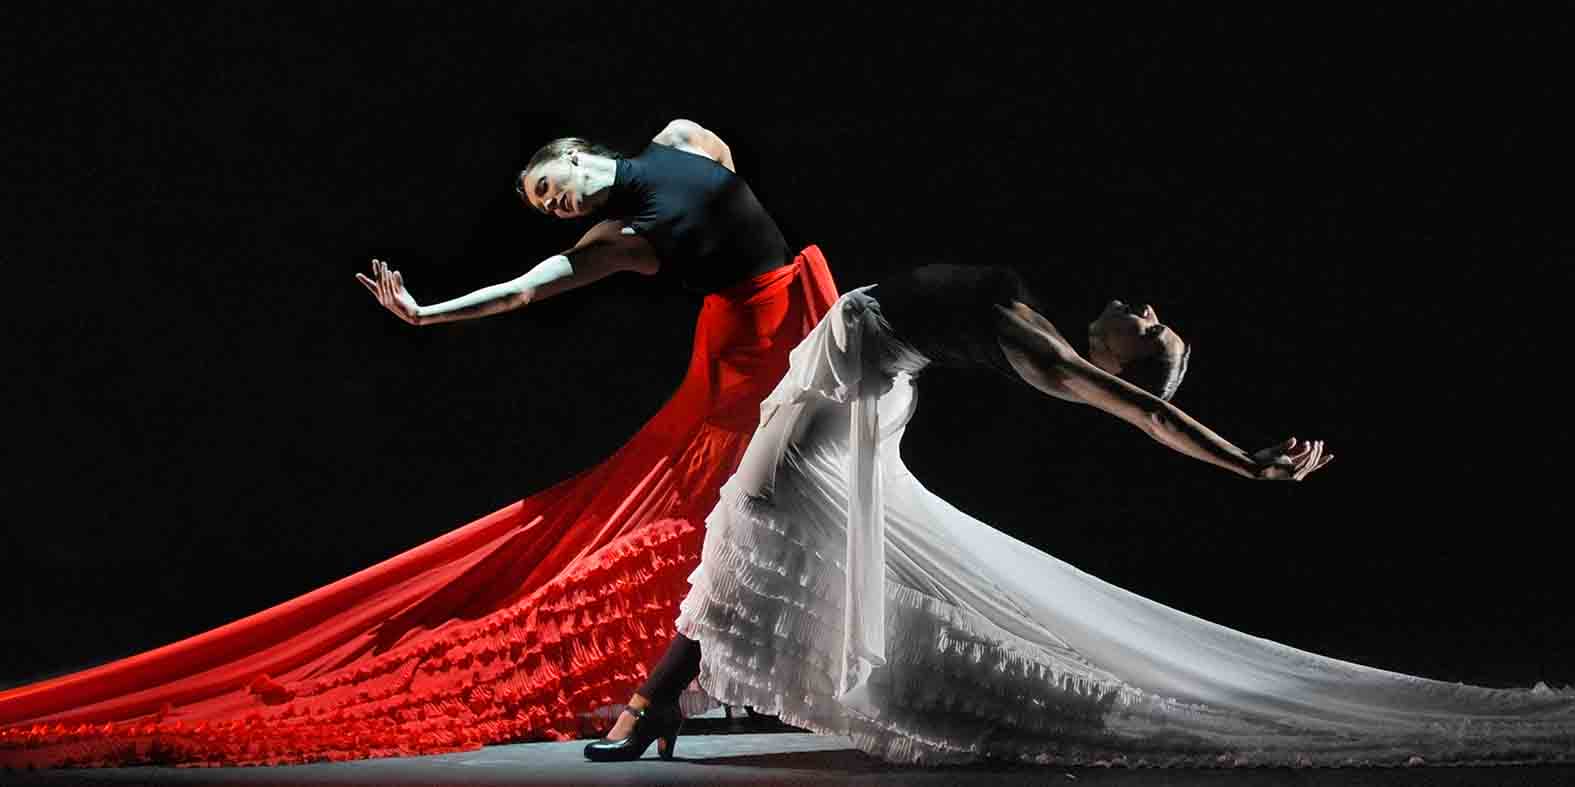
[636,632,700,706]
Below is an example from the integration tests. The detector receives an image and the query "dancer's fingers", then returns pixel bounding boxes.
[355,273,378,294]
[1291,446,1312,480]
[1288,443,1312,476]
[1295,441,1324,481]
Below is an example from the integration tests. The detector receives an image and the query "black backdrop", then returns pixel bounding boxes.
[3,3,1569,693]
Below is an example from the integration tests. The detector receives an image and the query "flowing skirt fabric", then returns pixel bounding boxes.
[0,248,839,768]
[677,287,1575,767]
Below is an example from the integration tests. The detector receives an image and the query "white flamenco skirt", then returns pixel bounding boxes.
[676,287,1575,767]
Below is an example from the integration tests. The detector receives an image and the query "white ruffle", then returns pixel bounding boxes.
[676,288,1575,767]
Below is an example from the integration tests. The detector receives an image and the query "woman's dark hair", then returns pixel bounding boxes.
[1122,343,1191,401]
[514,137,624,202]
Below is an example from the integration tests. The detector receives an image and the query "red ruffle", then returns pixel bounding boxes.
[1,518,701,767]
[0,247,838,769]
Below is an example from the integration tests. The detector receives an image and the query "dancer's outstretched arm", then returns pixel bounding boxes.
[995,302,1332,481]
[356,221,657,326]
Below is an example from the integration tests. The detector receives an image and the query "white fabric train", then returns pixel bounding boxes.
[676,287,1575,766]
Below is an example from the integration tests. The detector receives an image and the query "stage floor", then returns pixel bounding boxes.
[7,732,1575,787]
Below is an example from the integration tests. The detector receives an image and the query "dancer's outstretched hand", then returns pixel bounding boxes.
[355,258,422,325]
[1250,437,1333,481]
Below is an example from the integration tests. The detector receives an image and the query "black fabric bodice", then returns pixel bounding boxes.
[604,143,792,293]
[872,264,1042,379]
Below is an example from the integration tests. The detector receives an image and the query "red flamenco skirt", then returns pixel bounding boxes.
[0,247,839,768]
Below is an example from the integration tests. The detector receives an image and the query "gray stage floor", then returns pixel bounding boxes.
[7,732,1575,787]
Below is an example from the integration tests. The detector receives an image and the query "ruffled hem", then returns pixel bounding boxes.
[677,492,1575,768]
[0,246,843,770]
[1,518,702,768]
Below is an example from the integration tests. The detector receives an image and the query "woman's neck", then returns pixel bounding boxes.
[581,154,620,198]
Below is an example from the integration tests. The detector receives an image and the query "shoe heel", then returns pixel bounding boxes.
[657,731,677,760]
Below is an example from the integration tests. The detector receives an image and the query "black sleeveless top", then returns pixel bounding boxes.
[873,264,1042,379]
[604,143,792,293]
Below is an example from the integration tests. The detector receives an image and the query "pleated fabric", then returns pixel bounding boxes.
[678,287,1575,768]
[0,247,838,768]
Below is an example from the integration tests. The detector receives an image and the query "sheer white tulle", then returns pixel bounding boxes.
[676,287,1575,767]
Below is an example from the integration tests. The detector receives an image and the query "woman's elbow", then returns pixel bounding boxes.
[504,287,533,310]
[1139,406,1177,440]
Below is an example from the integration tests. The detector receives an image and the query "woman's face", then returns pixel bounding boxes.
[1087,299,1186,375]
[521,154,599,219]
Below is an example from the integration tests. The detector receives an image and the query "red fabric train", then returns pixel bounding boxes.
[0,247,838,768]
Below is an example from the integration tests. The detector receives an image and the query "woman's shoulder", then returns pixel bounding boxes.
[651,118,714,151]
[649,118,735,172]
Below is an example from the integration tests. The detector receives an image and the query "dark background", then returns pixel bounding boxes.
[2,2,1569,693]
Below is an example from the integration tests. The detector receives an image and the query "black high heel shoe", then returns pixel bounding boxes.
[583,702,684,762]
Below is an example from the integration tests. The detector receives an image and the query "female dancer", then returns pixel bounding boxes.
[592,265,1573,766]
[0,119,838,768]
